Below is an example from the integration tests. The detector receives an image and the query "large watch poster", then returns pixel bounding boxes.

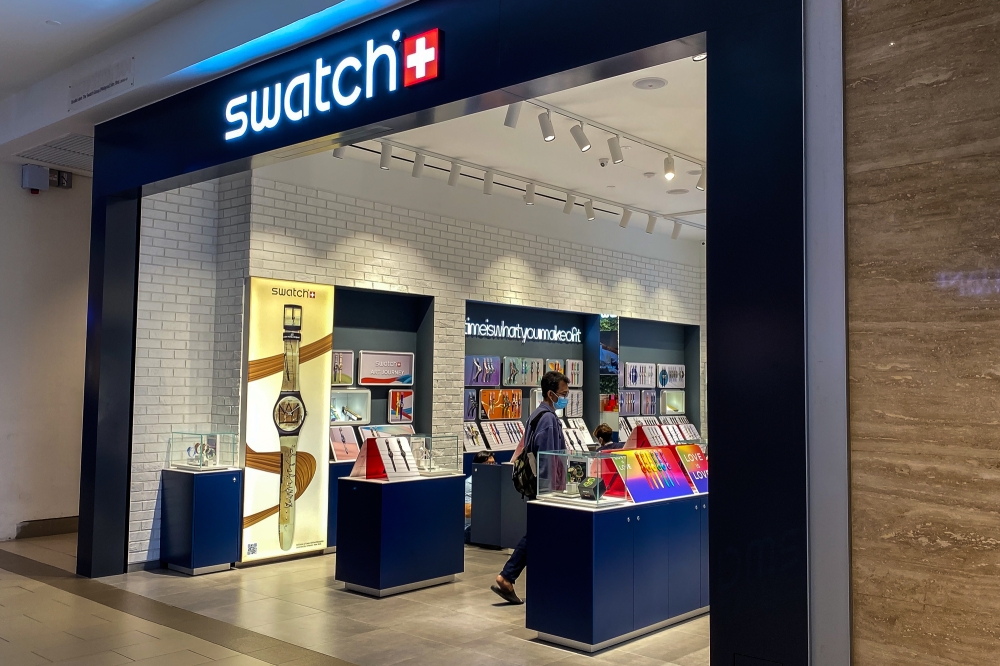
[243,278,333,562]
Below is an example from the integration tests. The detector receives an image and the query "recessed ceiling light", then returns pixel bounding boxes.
[643,172,656,179]
[693,53,707,62]
[667,189,689,195]
[687,169,703,175]
[633,77,666,90]
[45,19,62,25]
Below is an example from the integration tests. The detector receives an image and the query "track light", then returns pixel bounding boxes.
[584,200,595,220]
[379,142,392,170]
[663,154,675,181]
[411,153,425,178]
[646,214,657,234]
[332,146,347,159]
[483,170,494,195]
[504,102,523,129]
[693,53,707,62]
[524,183,535,205]
[570,123,592,152]
[619,208,632,228]
[563,194,575,214]
[608,136,624,164]
[538,111,556,142]
[671,221,682,239]
[448,162,461,186]
[696,167,706,191]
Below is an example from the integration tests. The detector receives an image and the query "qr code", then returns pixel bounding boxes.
[247,543,257,555]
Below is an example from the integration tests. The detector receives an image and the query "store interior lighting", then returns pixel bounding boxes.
[504,102,523,129]
[448,162,461,186]
[697,168,706,191]
[563,194,576,214]
[332,146,347,159]
[620,208,632,228]
[671,220,682,239]
[411,153,425,177]
[570,123,592,152]
[524,182,535,205]
[538,111,556,142]
[379,142,392,170]
[646,214,657,234]
[585,199,596,220]
[608,135,624,164]
[663,154,675,181]
[483,169,495,194]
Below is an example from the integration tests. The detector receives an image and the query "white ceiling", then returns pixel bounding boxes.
[0,0,205,99]
[346,57,707,240]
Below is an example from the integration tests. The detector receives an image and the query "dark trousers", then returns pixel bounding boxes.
[500,534,527,583]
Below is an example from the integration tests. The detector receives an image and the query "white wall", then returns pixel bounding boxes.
[0,162,91,540]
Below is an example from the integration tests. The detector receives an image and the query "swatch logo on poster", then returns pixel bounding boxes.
[465,318,582,344]
[271,286,316,298]
[224,28,441,141]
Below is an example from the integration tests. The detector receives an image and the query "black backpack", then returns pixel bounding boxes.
[511,410,550,498]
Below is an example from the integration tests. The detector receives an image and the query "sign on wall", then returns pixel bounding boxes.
[358,350,414,385]
[243,278,333,562]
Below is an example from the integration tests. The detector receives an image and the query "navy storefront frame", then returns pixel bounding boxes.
[79,0,809,663]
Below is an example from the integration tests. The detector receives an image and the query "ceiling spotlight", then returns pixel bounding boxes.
[524,183,535,205]
[585,200,595,220]
[411,153,425,177]
[563,194,576,214]
[504,102,523,129]
[671,221,683,239]
[696,167,706,191]
[538,111,556,142]
[448,162,462,186]
[693,53,707,62]
[379,142,392,170]
[608,136,624,164]
[483,170,495,195]
[570,123,591,152]
[619,208,632,228]
[332,146,347,159]
[663,154,676,181]
[646,214,657,234]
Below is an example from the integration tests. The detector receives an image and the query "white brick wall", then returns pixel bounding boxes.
[128,172,707,565]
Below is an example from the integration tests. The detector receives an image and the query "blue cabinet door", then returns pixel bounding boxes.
[633,502,672,629]
[700,497,709,607]
[191,471,242,569]
[666,497,702,617]
[593,509,635,645]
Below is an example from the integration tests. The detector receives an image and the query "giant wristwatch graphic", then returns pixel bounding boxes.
[273,304,306,551]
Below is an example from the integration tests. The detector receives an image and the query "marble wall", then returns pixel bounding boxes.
[846,0,1000,663]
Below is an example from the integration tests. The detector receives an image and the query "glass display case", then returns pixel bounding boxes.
[659,389,685,415]
[330,388,372,425]
[536,450,630,507]
[409,434,462,475]
[167,432,238,470]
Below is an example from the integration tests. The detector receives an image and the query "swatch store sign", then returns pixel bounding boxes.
[223,27,441,141]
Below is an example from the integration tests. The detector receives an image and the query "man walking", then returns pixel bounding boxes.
[491,371,569,604]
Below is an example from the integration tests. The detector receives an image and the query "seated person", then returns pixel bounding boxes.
[465,451,495,542]
[594,423,616,450]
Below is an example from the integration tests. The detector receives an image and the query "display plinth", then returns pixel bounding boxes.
[335,474,465,597]
[161,468,243,575]
[526,495,709,651]
[469,462,527,549]
[326,461,356,549]
[462,449,514,475]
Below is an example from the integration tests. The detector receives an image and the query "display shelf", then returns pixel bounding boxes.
[619,390,640,416]
[167,432,238,470]
[161,468,242,575]
[329,425,361,462]
[465,355,501,387]
[619,418,634,440]
[536,450,629,506]
[657,363,686,389]
[567,417,590,433]
[660,390,685,415]
[358,424,415,442]
[463,422,488,452]
[479,389,523,420]
[565,359,584,388]
[641,390,657,416]
[387,389,414,424]
[330,388,371,425]
[502,356,544,387]
[410,433,461,475]
[565,390,584,418]
[464,389,478,421]
[624,362,656,389]
[546,359,564,374]
[350,436,419,480]
[480,420,524,450]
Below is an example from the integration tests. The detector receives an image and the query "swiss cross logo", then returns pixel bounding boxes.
[403,29,440,87]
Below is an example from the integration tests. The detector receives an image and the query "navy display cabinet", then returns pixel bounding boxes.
[326,461,356,549]
[160,468,243,575]
[462,449,514,475]
[336,474,465,597]
[526,495,709,651]
[470,463,527,549]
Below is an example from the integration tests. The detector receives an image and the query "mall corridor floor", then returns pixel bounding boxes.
[0,535,709,666]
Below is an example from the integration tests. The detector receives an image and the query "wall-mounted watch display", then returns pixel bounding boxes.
[358,424,416,444]
[619,390,640,416]
[565,359,584,388]
[329,425,361,462]
[329,389,371,425]
[641,390,658,416]
[465,355,501,387]
[561,427,591,452]
[657,363,686,389]
[567,417,589,433]
[331,350,355,386]
[387,389,414,424]
[358,351,414,386]
[680,423,702,440]
[624,362,656,389]
[479,389,523,420]
[530,388,543,413]
[501,357,545,387]
[660,415,690,425]
[464,389,478,422]
[619,418,634,440]
[463,423,488,452]
[546,359,565,374]
[565,390,584,418]
[480,420,525,450]
[660,389,685,415]
[630,416,661,428]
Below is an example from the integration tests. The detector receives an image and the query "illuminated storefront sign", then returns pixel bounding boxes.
[224,27,440,141]
[465,318,582,344]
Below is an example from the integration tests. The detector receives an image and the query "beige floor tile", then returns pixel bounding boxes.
[273,587,372,613]
[34,629,159,662]
[129,649,214,665]
[113,635,235,661]
[251,611,378,648]
[154,586,271,613]
[0,636,53,666]
[670,646,709,666]
[50,650,135,666]
[311,627,450,666]
[198,597,323,629]
[211,654,280,666]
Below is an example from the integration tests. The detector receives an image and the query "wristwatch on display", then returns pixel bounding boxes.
[272,304,306,552]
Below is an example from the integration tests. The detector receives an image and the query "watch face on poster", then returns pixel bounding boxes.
[388,389,414,424]
[273,395,306,433]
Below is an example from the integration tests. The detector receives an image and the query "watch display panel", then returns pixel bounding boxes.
[565,390,584,418]
[480,420,525,450]
[387,389,414,424]
[567,417,589,433]
[465,355,501,387]
[616,447,694,502]
[546,359,565,374]
[619,390,640,416]
[641,390,657,416]
[619,418,634,439]
[463,422,488,451]
[624,362,656,389]
[657,363,686,389]
[660,389,685,415]
[502,357,544,386]
[479,389,523,420]
[331,350,355,386]
[565,359,584,388]
[329,425,361,462]
[377,437,420,480]
[464,389,478,421]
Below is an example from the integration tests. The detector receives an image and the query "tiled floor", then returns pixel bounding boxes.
[1,534,709,666]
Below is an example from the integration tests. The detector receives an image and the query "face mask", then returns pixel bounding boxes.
[553,394,569,410]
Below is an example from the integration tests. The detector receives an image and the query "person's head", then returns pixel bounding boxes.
[593,424,613,445]
[473,451,495,465]
[541,371,569,409]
